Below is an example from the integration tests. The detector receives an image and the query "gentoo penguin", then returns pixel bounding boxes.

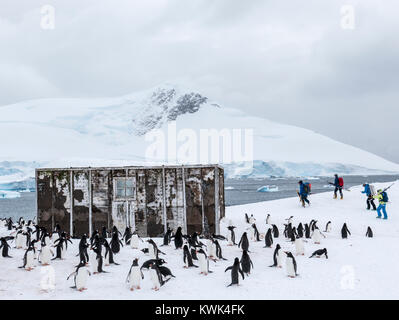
[39,241,53,265]
[158,265,176,279]
[212,234,227,241]
[197,248,211,275]
[110,232,123,254]
[264,228,273,248]
[130,233,143,249]
[214,239,227,261]
[252,224,261,242]
[19,245,35,271]
[238,232,250,252]
[269,244,284,268]
[126,258,144,290]
[173,227,184,249]
[140,258,166,270]
[78,235,89,264]
[147,239,165,260]
[183,245,198,268]
[206,238,217,259]
[312,227,323,244]
[266,214,271,225]
[297,223,304,238]
[227,226,236,246]
[295,237,305,256]
[341,223,351,239]
[91,245,107,274]
[67,261,91,291]
[0,237,13,258]
[225,257,245,287]
[309,248,328,259]
[104,240,119,265]
[366,227,373,238]
[324,221,332,233]
[304,223,311,239]
[272,224,279,238]
[161,228,172,246]
[245,213,250,224]
[122,227,132,245]
[240,250,253,275]
[149,263,169,291]
[285,252,298,278]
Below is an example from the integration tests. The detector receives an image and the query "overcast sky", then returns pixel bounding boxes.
[1,0,398,162]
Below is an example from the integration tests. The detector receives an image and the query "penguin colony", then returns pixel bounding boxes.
[0,214,373,292]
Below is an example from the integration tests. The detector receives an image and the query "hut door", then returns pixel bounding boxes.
[112,201,127,232]
[128,201,136,232]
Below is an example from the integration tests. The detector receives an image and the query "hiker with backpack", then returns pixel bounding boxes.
[362,184,377,211]
[298,180,310,208]
[333,174,344,200]
[374,189,389,220]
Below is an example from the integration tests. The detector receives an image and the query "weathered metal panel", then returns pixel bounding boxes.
[164,168,184,232]
[110,169,127,232]
[135,169,147,237]
[201,167,215,235]
[72,171,90,236]
[52,171,71,234]
[91,170,111,233]
[145,169,164,237]
[175,168,186,232]
[219,167,225,220]
[37,171,53,231]
[185,168,203,235]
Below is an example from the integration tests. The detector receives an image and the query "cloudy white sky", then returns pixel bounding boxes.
[1,0,398,162]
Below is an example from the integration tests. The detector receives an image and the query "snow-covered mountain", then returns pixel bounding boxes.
[1,84,398,190]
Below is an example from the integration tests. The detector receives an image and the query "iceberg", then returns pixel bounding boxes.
[257,185,279,193]
[0,190,21,199]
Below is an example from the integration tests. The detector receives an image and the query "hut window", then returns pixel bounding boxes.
[115,178,135,199]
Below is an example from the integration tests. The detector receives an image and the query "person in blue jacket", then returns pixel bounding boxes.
[362,184,376,210]
[298,180,310,208]
[333,174,343,199]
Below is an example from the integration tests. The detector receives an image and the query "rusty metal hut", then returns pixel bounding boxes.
[36,164,225,238]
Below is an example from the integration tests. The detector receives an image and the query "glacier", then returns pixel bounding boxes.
[0,84,398,189]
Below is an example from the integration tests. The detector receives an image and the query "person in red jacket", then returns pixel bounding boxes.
[333,174,344,199]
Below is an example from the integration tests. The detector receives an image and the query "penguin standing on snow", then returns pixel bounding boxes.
[67,260,91,291]
[91,244,107,274]
[104,240,119,265]
[77,235,89,264]
[295,237,305,256]
[122,227,132,245]
[304,223,311,239]
[238,232,250,252]
[252,224,261,242]
[297,223,304,238]
[214,239,227,261]
[149,263,169,291]
[312,227,323,244]
[227,226,236,246]
[264,228,273,248]
[183,245,198,268]
[19,245,36,271]
[366,227,373,238]
[173,227,184,249]
[0,237,13,258]
[272,225,279,238]
[309,248,328,259]
[240,250,253,276]
[197,248,212,275]
[126,258,144,291]
[147,239,165,260]
[161,228,172,246]
[225,257,245,287]
[341,223,351,239]
[324,221,332,233]
[110,231,123,254]
[269,244,284,268]
[285,252,298,278]
[39,240,53,265]
[130,232,143,249]
[266,214,271,225]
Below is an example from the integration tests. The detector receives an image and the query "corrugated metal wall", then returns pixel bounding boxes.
[37,165,224,237]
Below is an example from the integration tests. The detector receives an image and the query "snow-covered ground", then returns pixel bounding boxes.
[0,181,398,300]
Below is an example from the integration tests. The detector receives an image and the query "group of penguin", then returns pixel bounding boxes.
[0,212,375,292]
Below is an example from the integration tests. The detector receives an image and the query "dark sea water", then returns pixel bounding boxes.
[0,175,398,220]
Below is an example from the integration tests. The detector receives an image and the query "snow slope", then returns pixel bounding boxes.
[0,84,398,187]
[0,181,398,300]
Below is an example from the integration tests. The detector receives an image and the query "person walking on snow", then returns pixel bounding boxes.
[374,189,388,220]
[362,184,376,211]
[298,181,310,208]
[333,174,344,200]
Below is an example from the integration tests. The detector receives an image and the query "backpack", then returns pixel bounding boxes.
[338,177,344,187]
[381,191,388,202]
[303,182,311,194]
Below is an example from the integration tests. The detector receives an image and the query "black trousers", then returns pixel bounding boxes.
[367,195,377,210]
[301,194,310,206]
[334,187,343,197]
